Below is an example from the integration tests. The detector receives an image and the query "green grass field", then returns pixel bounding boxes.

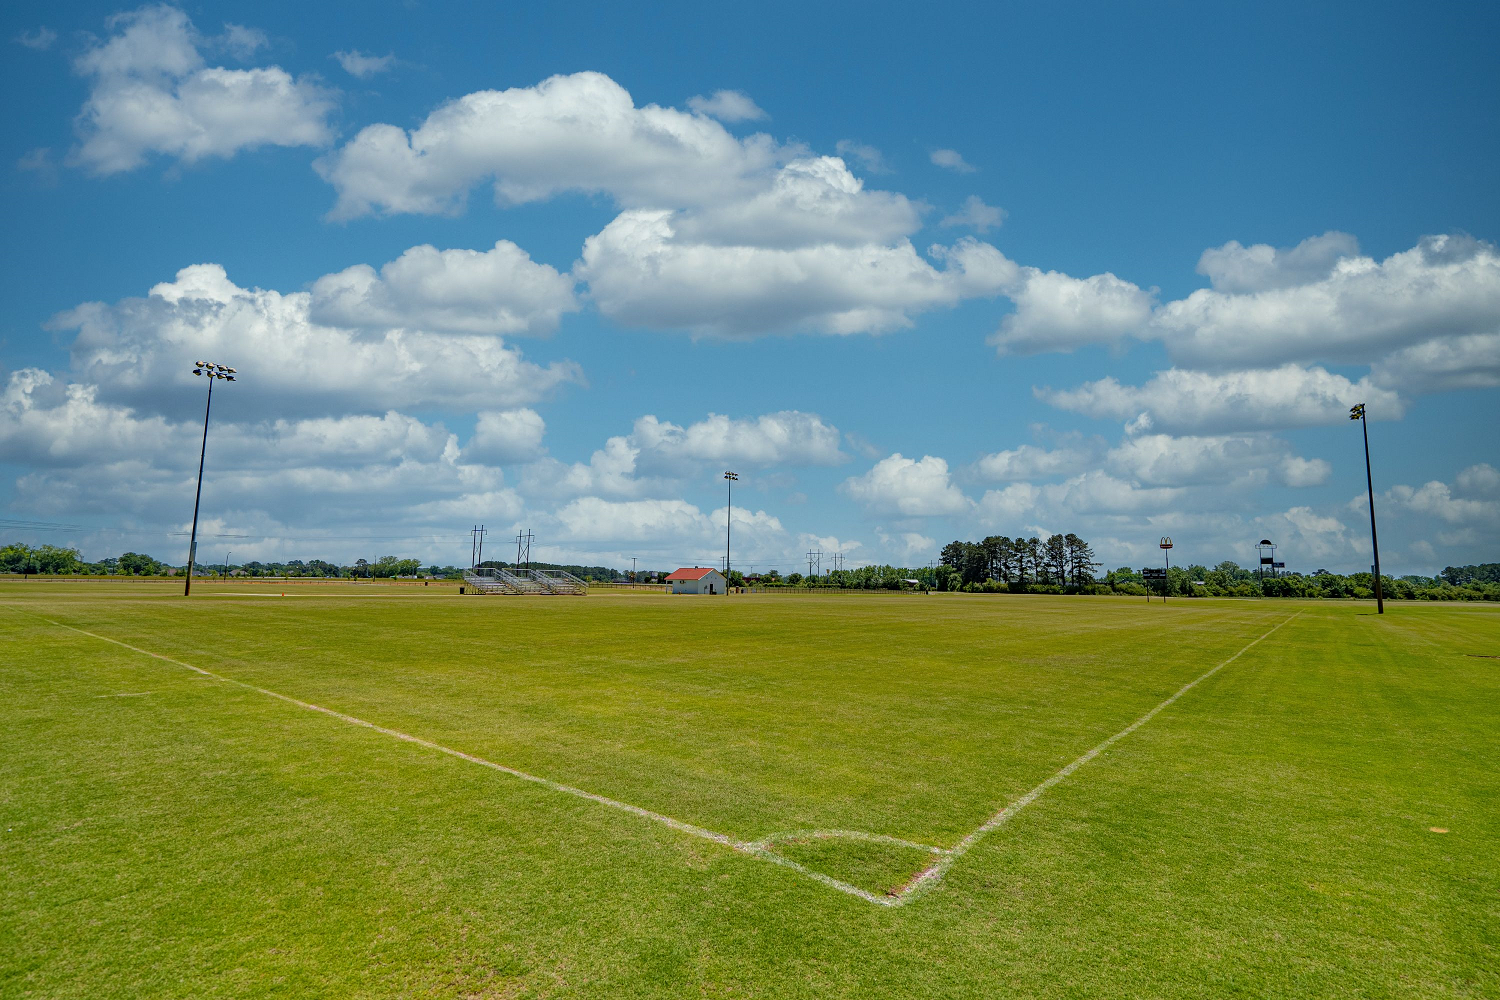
[3,582,1497,998]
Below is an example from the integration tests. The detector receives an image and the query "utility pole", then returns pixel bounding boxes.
[470,524,486,569]
[514,529,533,570]
[1350,403,1385,613]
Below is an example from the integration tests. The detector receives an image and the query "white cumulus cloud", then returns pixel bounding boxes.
[842,454,971,516]
[974,443,1095,482]
[989,267,1155,355]
[1196,231,1361,294]
[316,71,782,219]
[1456,463,1500,497]
[1156,234,1500,370]
[51,263,581,418]
[579,213,1014,336]
[1039,365,1403,434]
[463,409,547,465]
[523,410,843,499]
[69,5,336,175]
[1105,433,1329,488]
[309,241,578,336]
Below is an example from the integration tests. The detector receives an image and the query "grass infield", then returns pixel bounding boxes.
[3,582,1496,997]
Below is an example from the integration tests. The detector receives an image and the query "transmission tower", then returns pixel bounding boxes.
[470,524,486,569]
[515,528,534,570]
[807,548,822,577]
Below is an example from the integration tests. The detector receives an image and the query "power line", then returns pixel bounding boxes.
[0,519,474,543]
[0,518,90,532]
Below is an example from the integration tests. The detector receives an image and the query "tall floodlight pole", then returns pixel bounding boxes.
[184,361,237,596]
[1160,536,1173,603]
[1350,403,1385,614]
[724,471,738,588]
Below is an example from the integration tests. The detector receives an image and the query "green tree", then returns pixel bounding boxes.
[1042,534,1068,585]
[117,552,164,576]
[1063,533,1098,586]
[0,543,33,574]
[34,545,83,575]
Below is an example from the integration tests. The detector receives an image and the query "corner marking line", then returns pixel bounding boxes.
[16,611,895,906]
[892,611,1302,904]
[13,608,1297,908]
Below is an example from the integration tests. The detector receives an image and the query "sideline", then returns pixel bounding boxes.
[10,607,1296,907]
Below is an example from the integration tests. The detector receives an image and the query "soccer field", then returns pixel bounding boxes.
[3,584,1497,998]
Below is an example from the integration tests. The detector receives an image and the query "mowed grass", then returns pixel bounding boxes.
[2,583,1496,997]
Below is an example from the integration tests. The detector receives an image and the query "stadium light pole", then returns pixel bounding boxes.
[1160,536,1173,603]
[1350,403,1385,614]
[724,471,738,587]
[184,361,236,596]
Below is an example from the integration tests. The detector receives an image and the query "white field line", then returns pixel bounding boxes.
[207,593,292,597]
[18,610,1295,909]
[24,614,894,906]
[891,611,1301,905]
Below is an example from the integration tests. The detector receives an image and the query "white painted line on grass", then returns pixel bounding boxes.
[206,593,292,597]
[16,609,1295,909]
[21,613,894,905]
[891,611,1301,905]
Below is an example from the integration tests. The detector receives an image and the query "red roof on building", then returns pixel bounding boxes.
[665,567,720,581]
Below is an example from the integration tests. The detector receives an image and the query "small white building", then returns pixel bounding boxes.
[666,567,726,595]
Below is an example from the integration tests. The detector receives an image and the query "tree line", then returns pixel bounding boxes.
[0,544,435,579]
[4,539,1497,601]
[0,543,652,583]
[927,536,1498,602]
[939,534,1100,590]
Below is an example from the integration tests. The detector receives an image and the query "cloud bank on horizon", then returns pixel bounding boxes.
[3,4,1497,575]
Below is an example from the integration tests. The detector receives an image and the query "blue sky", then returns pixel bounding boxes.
[2,0,1497,575]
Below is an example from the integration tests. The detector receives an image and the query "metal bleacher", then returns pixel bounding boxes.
[462,566,588,595]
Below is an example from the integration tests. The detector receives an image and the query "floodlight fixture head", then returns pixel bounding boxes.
[1350,402,1365,420]
[192,359,238,381]
[724,470,738,481]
